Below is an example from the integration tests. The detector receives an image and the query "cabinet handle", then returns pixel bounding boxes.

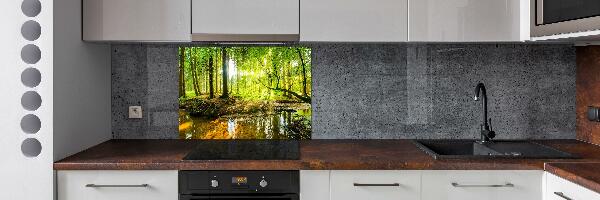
[553,192,573,200]
[85,184,149,188]
[451,182,514,188]
[353,183,400,187]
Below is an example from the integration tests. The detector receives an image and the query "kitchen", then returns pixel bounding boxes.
[2,0,600,200]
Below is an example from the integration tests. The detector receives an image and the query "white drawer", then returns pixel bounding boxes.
[301,170,330,200]
[422,170,543,200]
[57,170,178,200]
[545,172,600,200]
[330,170,421,200]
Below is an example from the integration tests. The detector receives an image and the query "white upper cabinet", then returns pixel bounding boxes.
[409,0,530,42]
[300,0,408,42]
[191,0,300,41]
[82,0,191,42]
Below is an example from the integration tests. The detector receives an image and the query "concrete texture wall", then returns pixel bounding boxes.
[112,44,576,139]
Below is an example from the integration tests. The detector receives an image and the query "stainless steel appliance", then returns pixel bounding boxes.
[532,0,600,37]
[179,171,299,200]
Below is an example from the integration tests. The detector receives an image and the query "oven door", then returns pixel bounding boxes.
[532,0,600,37]
[180,194,299,200]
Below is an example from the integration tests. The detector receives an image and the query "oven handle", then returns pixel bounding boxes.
[180,194,298,200]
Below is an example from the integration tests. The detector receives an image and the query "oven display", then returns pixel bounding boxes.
[232,176,248,185]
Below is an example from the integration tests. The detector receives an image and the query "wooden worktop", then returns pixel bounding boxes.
[54,139,600,171]
[545,162,600,194]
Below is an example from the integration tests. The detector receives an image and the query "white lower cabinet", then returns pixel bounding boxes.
[421,170,543,200]
[57,170,178,200]
[545,172,600,200]
[301,170,331,200]
[330,170,421,200]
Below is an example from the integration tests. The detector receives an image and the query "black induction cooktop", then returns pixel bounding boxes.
[183,140,300,160]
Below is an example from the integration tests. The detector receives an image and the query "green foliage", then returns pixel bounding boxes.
[178,47,312,102]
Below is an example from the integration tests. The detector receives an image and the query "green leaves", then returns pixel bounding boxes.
[179,46,312,102]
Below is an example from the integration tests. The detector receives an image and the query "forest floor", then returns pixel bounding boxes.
[179,97,312,139]
[179,96,309,118]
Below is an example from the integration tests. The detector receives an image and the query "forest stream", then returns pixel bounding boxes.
[179,103,311,140]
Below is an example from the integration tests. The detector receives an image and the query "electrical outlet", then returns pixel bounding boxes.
[129,106,142,119]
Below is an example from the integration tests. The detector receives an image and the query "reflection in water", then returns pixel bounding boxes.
[179,109,311,140]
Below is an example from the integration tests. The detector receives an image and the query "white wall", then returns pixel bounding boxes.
[0,0,54,199]
[53,0,112,161]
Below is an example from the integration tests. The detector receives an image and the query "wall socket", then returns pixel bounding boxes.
[128,106,143,119]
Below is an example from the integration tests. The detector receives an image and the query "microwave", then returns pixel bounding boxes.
[532,0,600,37]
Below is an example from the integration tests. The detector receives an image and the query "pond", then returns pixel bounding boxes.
[179,108,311,140]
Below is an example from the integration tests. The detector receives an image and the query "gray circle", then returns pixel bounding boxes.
[21,20,41,41]
[21,91,42,111]
[21,138,42,157]
[21,68,41,88]
[21,0,41,17]
[21,114,41,134]
[21,44,41,64]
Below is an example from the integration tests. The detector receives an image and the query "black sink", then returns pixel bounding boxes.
[413,140,577,160]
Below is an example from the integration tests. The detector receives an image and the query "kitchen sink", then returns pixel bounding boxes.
[413,140,577,159]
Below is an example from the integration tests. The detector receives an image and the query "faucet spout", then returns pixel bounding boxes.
[474,83,495,142]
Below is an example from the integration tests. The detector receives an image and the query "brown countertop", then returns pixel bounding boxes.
[545,162,600,194]
[54,139,600,170]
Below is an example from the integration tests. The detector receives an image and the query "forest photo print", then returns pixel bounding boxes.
[178,47,312,140]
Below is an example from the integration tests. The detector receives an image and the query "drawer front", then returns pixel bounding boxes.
[422,170,543,200]
[545,173,600,200]
[300,170,330,200]
[57,170,178,200]
[330,170,420,200]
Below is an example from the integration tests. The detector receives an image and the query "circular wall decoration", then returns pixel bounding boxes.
[21,68,41,88]
[20,114,41,134]
[21,0,41,17]
[21,20,41,41]
[21,138,42,157]
[21,44,41,64]
[21,91,42,111]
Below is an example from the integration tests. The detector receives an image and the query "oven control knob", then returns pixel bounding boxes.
[211,180,219,188]
[259,179,268,188]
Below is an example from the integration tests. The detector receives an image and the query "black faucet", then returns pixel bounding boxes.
[474,83,495,143]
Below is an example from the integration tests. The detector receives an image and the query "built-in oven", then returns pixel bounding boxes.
[179,171,299,200]
[532,0,600,37]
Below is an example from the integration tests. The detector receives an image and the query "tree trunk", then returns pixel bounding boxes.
[297,48,308,97]
[208,53,215,99]
[221,48,229,98]
[179,48,186,98]
[190,49,200,96]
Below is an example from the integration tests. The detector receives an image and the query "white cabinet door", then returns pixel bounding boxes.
[57,170,178,200]
[545,172,600,200]
[82,0,191,41]
[191,0,299,41]
[409,0,529,42]
[330,170,420,200]
[301,170,331,200]
[421,170,543,200]
[300,0,408,42]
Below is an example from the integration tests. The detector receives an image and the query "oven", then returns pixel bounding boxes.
[179,171,299,200]
[532,0,600,37]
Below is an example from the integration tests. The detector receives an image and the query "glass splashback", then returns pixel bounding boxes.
[178,47,311,140]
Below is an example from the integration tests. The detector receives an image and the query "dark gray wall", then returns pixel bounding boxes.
[112,44,576,139]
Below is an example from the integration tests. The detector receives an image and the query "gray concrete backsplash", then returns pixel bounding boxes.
[112,44,576,139]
